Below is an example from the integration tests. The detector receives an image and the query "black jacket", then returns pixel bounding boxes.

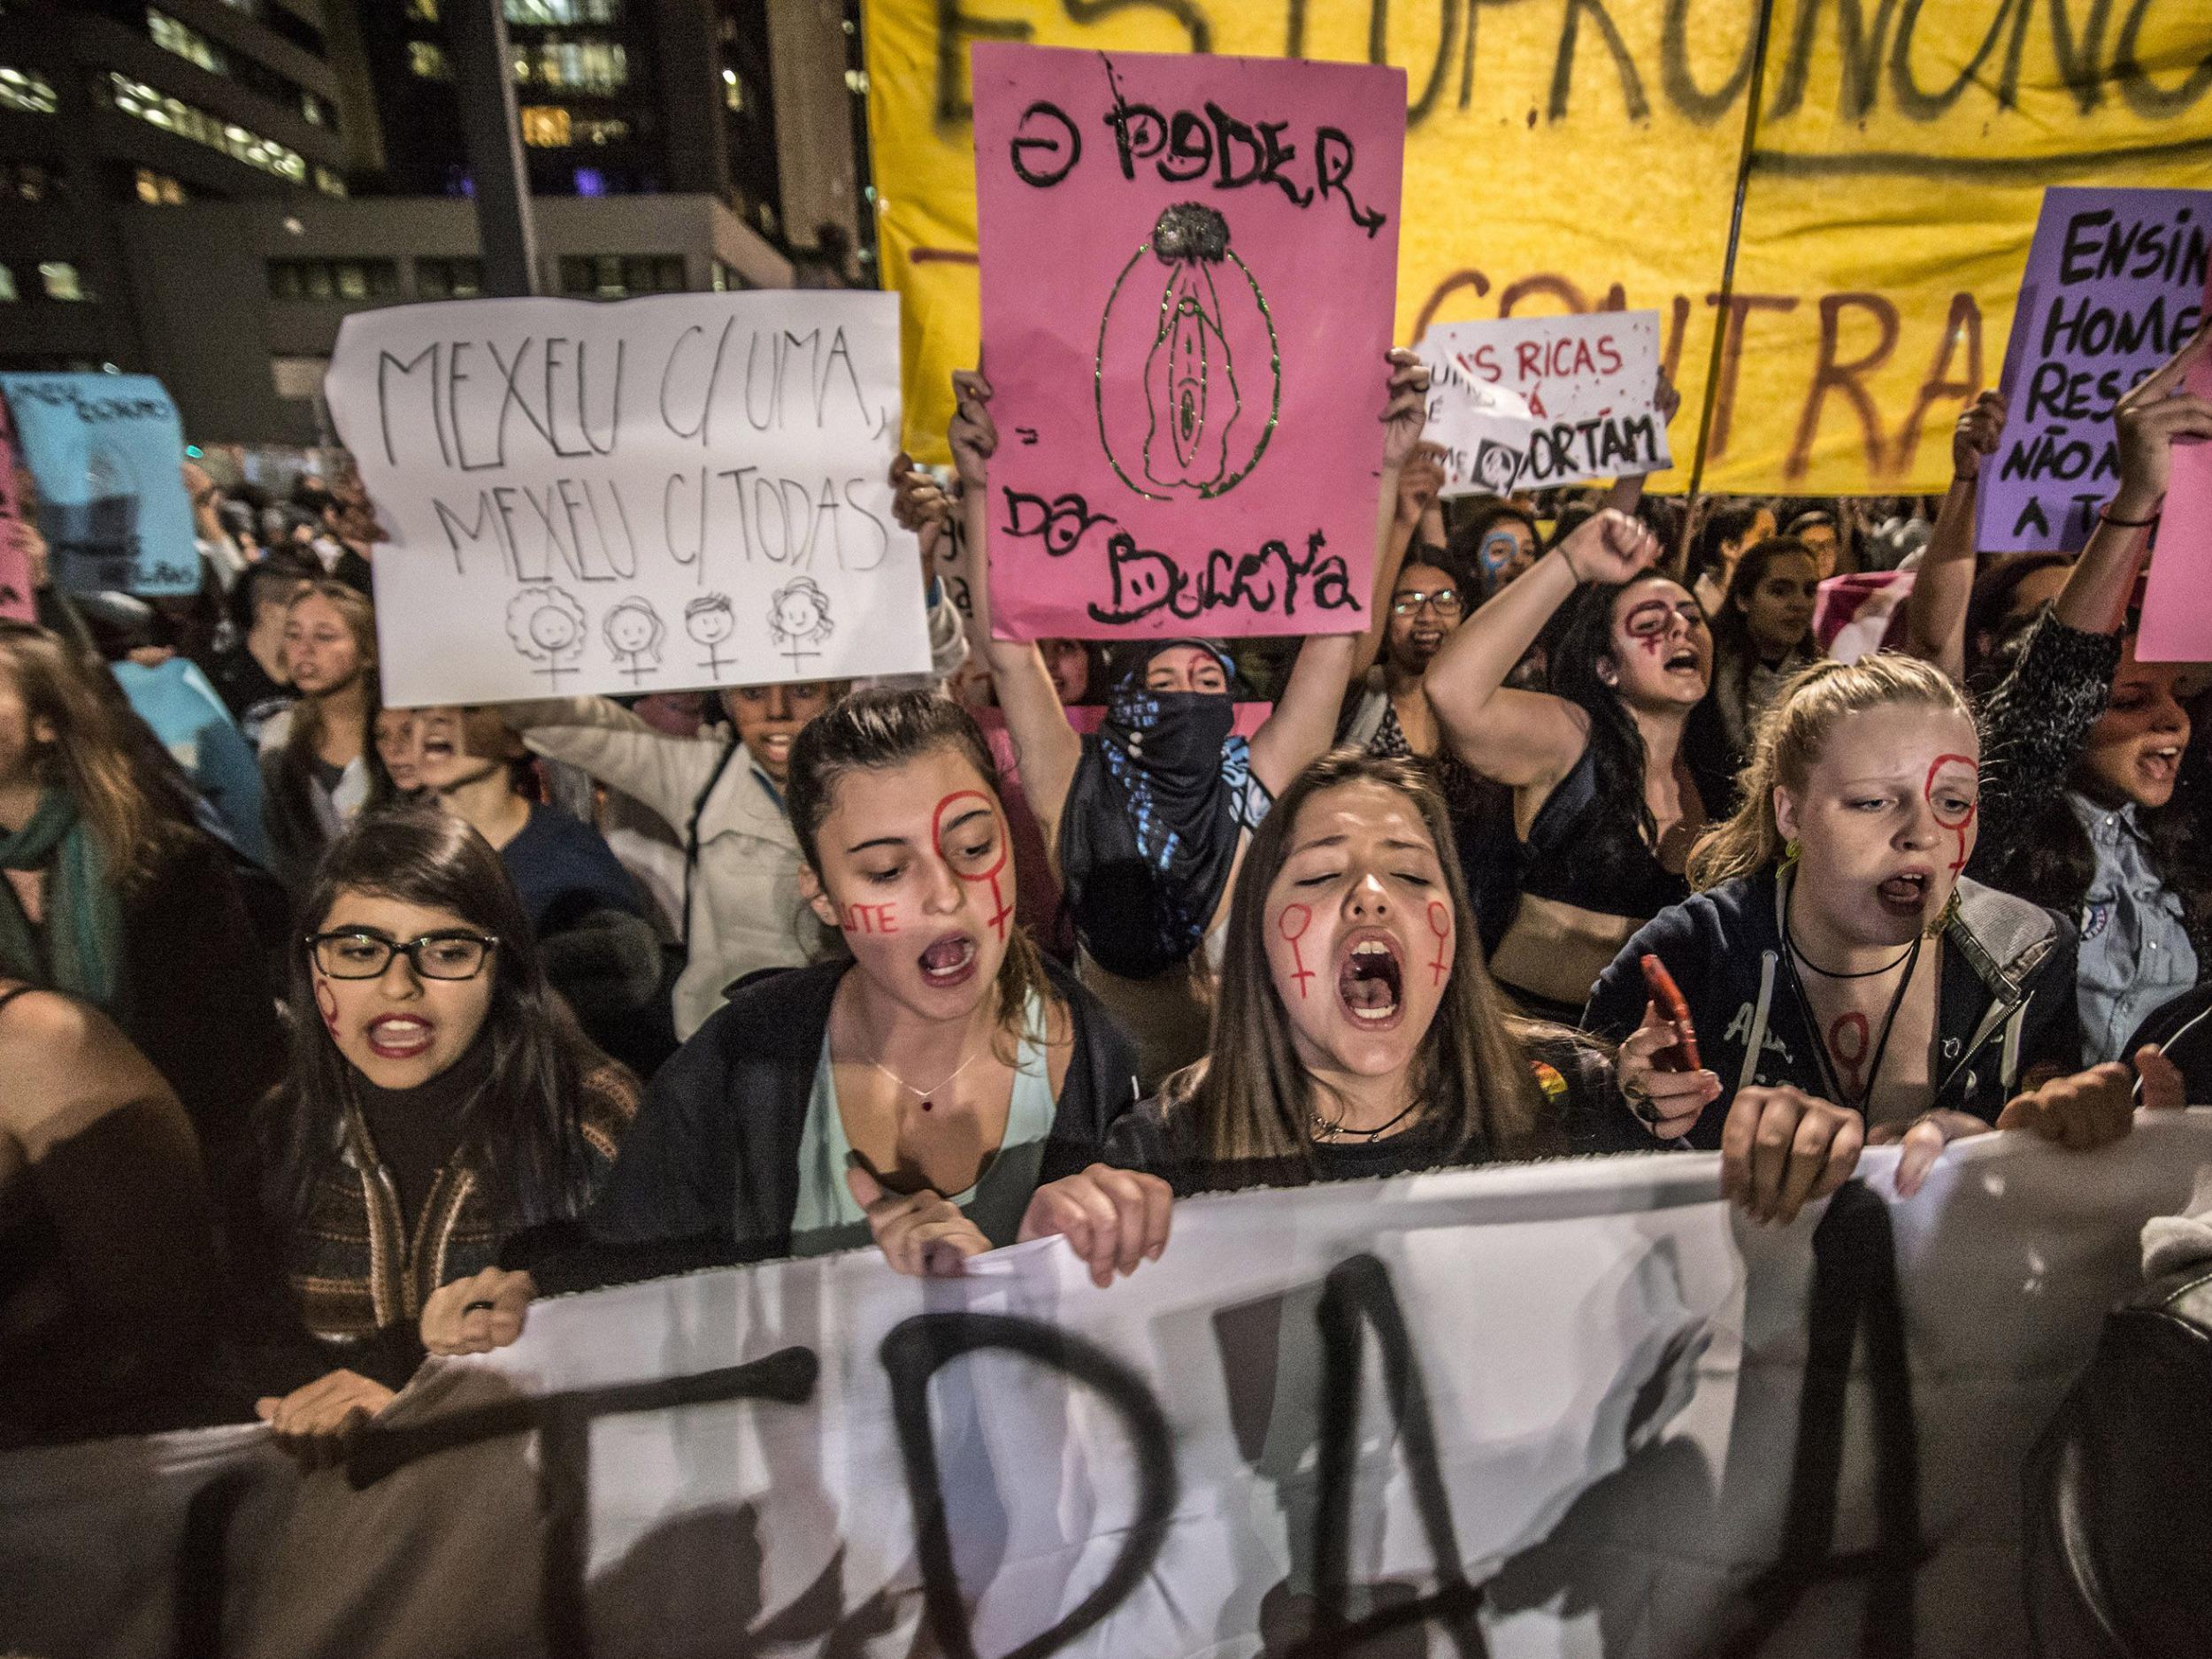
[1584,865,2080,1147]
[522,956,1142,1288]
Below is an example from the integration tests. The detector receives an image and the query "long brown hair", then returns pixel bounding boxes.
[0,619,175,887]
[1165,750,1549,1168]
[274,579,384,800]
[785,688,1057,1061]
[1686,651,1974,891]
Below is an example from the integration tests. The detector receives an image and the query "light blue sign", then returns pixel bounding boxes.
[0,373,198,595]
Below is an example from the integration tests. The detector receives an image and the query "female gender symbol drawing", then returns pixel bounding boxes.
[767,577,834,673]
[1094,202,1280,503]
[1276,902,1314,998]
[504,585,588,687]
[603,596,664,687]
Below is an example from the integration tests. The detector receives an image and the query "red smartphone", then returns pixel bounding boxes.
[1639,954,1701,1072]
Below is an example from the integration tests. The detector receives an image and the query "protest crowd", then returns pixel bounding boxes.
[2,311,2207,1461]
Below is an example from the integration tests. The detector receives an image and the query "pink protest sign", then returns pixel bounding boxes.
[0,390,32,621]
[2138,348,2212,664]
[973,43,1404,641]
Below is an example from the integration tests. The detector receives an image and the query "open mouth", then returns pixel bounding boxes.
[1875,870,1931,916]
[365,1014,434,1059]
[1663,647,1702,674]
[918,933,979,988]
[1336,936,1405,1030]
[2140,745,2182,786]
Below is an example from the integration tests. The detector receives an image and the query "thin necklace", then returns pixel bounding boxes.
[870,1040,984,1115]
[1784,920,1916,980]
[1312,1096,1423,1144]
[1782,886,1924,1113]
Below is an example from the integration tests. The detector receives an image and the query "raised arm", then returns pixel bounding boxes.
[1345,438,1446,687]
[1425,511,1659,788]
[500,695,726,831]
[2053,319,2212,636]
[946,370,1084,863]
[1904,390,2006,681]
[1251,350,1429,795]
[1599,366,1681,518]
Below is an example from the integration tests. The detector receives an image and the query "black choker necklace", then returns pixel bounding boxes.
[1784,922,1916,980]
[1312,1096,1422,1144]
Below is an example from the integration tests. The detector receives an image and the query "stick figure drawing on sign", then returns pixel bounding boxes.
[504,584,588,687]
[685,592,736,677]
[603,596,664,687]
[766,577,833,673]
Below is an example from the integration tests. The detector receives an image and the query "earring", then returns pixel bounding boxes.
[1780,838,1801,865]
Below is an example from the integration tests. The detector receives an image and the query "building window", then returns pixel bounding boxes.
[0,65,58,115]
[0,266,17,303]
[722,66,742,111]
[313,165,346,196]
[415,257,482,299]
[0,160,64,203]
[518,104,569,146]
[409,41,450,79]
[39,262,88,302]
[267,257,400,303]
[506,0,619,23]
[104,73,308,185]
[271,356,329,401]
[134,166,187,204]
[514,38,626,92]
[406,0,438,19]
[557,254,684,299]
[148,10,225,75]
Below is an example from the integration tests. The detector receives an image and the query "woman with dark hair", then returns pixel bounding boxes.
[1587,654,2156,1220]
[1784,507,1843,578]
[944,355,1431,1086]
[1706,536,1823,763]
[0,619,282,1162]
[260,580,388,895]
[1966,325,2212,1064]
[1448,496,1540,603]
[1425,513,1732,1018]
[1687,500,1776,617]
[419,690,1161,1356]
[242,805,638,1454]
[1102,751,1616,1193]
[1962,556,2072,690]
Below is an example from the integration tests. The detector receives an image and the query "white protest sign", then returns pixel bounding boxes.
[1416,345,1538,496]
[326,290,931,707]
[9,1118,2211,1659]
[1421,311,1671,489]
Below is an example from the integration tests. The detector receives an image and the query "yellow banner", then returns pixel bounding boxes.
[864,0,2212,493]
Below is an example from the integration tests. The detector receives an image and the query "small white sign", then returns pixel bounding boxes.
[326,289,931,707]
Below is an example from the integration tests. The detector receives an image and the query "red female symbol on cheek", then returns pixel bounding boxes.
[932,790,1013,941]
[1828,1011,1870,1101]
[1924,754,1978,878]
[1425,901,1451,987]
[312,979,340,1038]
[1276,903,1314,999]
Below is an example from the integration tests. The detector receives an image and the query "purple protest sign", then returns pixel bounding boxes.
[973,42,1404,641]
[0,390,32,621]
[1978,187,2212,553]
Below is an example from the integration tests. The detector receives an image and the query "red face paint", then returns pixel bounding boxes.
[1828,1010,1870,1101]
[312,979,339,1038]
[1425,900,1451,987]
[932,789,1012,941]
[840,902,899,935]
[1275,902,1314,998]
[1924,752,1978,878]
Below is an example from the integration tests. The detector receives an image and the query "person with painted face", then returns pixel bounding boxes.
[1707,536,1824,764]
[943,354,1432,1086]
[1587,655,2170,1224]
[417,693,1159,1355]
[499,679,851,1040]
[1425,509,1733,1019]
[1450,497,1540,603]
[260,580,388,897]
[238,807,638,1458]
[1102,752,1617,1192]
[1965,323,2212,1064]
[410,704,667,1072]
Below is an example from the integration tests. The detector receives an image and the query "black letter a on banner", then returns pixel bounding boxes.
[880,1312,1179,1659]
[1294,1253,1489,1657]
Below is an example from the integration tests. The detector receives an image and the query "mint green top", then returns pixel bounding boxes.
[789,989,1056,1257]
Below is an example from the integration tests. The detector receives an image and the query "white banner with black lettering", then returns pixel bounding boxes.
[326,289,931,707]
[10,1119,2212,1659]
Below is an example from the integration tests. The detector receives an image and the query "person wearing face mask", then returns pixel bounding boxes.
[1707,536,1824,764]
[409,705,669,1072]
[418,693,1161,1354]
[259,581,390,897]
[237,807,638,1459]
[1964,324,2212,1064]
[943,355,1433,1086]
[1588,655,2174,1224]
[497,680,849,1041]
[1425,511,1734,1019]
[1101,752,1617,1192]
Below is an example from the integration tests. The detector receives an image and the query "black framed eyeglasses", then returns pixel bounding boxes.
[306,930,499,980]
[1391,588,1463,617]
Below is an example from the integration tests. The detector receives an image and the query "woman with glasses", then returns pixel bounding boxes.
[239,805,638,1459]
[1425,511,1733,1020]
